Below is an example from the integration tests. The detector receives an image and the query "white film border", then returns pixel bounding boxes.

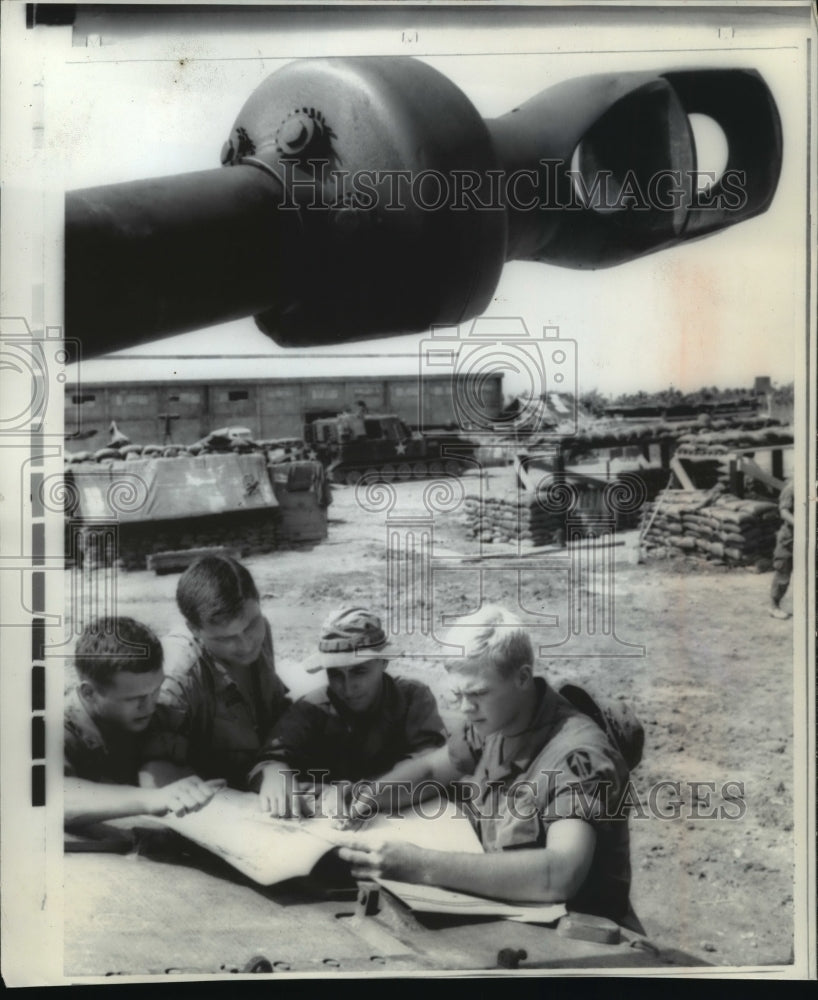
[0,1,815,985]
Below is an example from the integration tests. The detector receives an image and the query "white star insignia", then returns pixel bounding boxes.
[395,442,407,455]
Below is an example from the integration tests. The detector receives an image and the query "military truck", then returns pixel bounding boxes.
[304,411,474,484]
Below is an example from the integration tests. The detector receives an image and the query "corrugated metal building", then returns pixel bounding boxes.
[64,355,503,448]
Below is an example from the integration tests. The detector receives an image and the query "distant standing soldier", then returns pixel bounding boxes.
[770,477,794,619]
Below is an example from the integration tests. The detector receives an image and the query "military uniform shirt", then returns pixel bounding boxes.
[142,618,290,788]
[254,674,446,784]
[776,480,794,544]
[64,685,161,784]
[448,678,632,923]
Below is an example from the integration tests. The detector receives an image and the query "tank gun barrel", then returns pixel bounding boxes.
[65,57,782,357]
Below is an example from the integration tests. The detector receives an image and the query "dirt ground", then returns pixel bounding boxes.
[76,467,797,969]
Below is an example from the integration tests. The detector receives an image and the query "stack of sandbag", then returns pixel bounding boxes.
[675,424,793,457]
[640,490,780,565]
[675,425,793,495]
[464,490,565,546]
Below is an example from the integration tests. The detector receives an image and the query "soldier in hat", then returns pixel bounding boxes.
[337,604,643,930]
[251,606,446,819]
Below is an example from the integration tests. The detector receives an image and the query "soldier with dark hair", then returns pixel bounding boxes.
[65,617,221,827]
[140,555,290,789]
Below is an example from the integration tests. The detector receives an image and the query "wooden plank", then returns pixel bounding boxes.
[724,442,794,455]
[147,545,240,575]
[460,539,624,563]
[737,456,785,492]
[669,455,696,491]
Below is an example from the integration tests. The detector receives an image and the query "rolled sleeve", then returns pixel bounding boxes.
[403,685,447,757]
[63,751,79,779]
[139,705,190,768]
[254,701,325,773]
[139,674,196,767]
[543,746,624,827]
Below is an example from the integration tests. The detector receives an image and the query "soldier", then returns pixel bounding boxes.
[338,605,641,930]
[65,617,221,826]
[770,477,794,619]
[251,606,446,819]
[140,555,290,789]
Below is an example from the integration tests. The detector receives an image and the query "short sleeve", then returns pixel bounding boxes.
[543,743,626,827]
[138,699,190,767]
[63,702,96,779]
[63,727,80,777]
[255,699,326,771]
[161,633,201,683]
[402,683,447,757]
[154,633,203,724]
[140,651,198,766]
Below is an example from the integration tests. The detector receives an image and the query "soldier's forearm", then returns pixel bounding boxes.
[413,846,573,903]
[64,777,155,827]
[139,759,195,788]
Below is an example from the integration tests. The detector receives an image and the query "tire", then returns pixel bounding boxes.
[243,956,273,974]
[444,459,462,477]
[344,468,363,485]
[397,463,412,481]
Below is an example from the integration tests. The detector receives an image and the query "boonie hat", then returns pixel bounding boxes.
[306,606,391,673]
[559,683,645,771]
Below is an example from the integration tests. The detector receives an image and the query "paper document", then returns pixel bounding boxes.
[158,788,482,886]
[311,797,484,855]
[158,788,333,884]
[160,789,566,922]
[376,879,566,923]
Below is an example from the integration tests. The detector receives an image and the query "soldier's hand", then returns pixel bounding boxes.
[332,791,375,831]
[151,776,225,817]
[319,781,352,825]
[257,764,307,817]
[337,839,425,882]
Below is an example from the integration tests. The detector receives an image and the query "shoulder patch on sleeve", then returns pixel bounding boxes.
[565,749,595,780]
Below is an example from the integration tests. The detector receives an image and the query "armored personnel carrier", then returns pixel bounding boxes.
[304,412,474,484]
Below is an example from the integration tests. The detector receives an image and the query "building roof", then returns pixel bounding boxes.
[64,352,449,386]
